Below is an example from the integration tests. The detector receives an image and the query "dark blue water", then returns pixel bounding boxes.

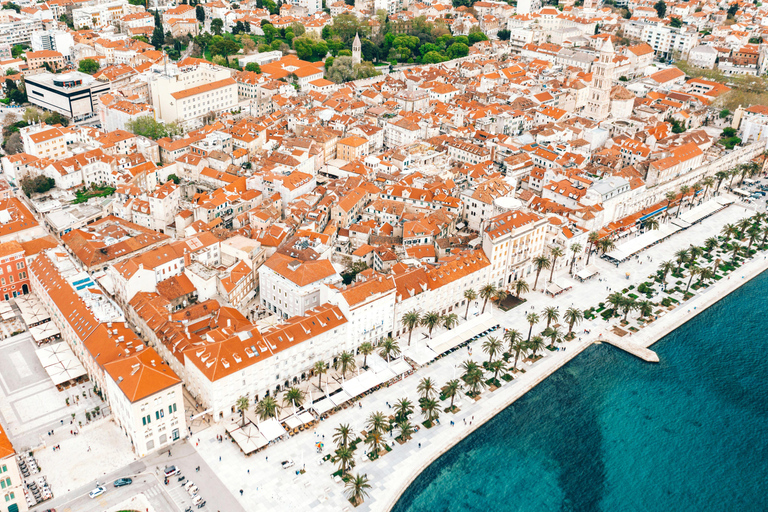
[393,271,768,512]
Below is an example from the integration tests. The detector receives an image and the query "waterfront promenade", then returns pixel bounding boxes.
[192,200,765,512]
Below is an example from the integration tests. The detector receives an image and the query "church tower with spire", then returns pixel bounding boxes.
[586,38,615,121]
[352,33,362,65]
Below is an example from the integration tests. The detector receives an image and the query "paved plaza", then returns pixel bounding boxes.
[188,198,758,512]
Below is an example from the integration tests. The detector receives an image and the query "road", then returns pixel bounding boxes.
[34,440,245,512]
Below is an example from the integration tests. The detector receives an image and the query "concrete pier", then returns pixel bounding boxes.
[601,337,660,363]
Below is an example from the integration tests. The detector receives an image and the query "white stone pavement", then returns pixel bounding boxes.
[190,200,757,512]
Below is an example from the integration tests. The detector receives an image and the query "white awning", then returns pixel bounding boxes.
[230,423,267,454]
[283,415,303,430]
[298,411,314,424]
[678,199,726,225]
[388,358,412,376]
[35,342,87,386]
[545,282,565,295]
[329,389,352,406]
[257,417,286,441]
[310,397,335,415]
[29,322,60,344]
[575,265,599,281]
[605,222,682,262]
[427,313,498,356]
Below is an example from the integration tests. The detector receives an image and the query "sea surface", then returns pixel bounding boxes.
[392,271,768,512]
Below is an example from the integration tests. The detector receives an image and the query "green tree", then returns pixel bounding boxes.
[211,18,223,35]
[313,360,327,389]
[366,411,387,435]
[670,17,682,28]
[497,29,510,40]
[532,255,550,291]
[513,279,529,298]
[441,379,462,409]
[236,396,249,426]
[333,350,356,378]
[401,310,420,346]
[333,423,354,449]
[564,307,583,336]
[463,288,476,319]
[417,377,437,401]
[482,336,502,364]
[446,42,469,59]
[283,386,305,408]
[125,115,181,140]
[78,58,100,74]
[421,311,442,338]
[196,5,205,22]
[543,306,559,329]
[654,0,666,18]
[378,336,401,361]
[167,174,180,184]
[525,312,539,342]
[245,62,261,73]
[345,473,371,505]
[255,396,280,420]
[479,283,496,314]
[358,342,373,368]
[394,397,414,423]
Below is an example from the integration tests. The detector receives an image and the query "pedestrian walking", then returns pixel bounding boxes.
[240,489,243,496]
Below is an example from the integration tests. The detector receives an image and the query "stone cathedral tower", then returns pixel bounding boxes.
[586,38,615,121]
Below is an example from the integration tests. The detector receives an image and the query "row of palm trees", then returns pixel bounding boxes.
[401,310,459,345]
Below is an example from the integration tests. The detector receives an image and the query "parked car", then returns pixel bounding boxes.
[88,486,106,499]
[164,466,180,478]
[113,478,132,487]
[281,460,295,469]
[184,480,196,491]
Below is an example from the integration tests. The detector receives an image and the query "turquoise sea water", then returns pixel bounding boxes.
[393,271,768,512]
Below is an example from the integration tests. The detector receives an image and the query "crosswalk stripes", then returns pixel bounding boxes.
[144,484,163,498]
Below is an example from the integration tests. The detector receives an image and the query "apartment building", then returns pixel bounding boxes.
[0,241,30,299]
[25,50,65,71]
[481,209,548,288]
[0,424,27,512]
[259,253,339,319]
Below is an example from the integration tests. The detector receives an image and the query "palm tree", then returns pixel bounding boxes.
[511,338,527,369]
[568,243,582,275]
[335,445,353,473]
[761,227,768,249]
[688,245,703,266]
[543,326,561,347]
[712,257,721,275]
[394,397,414,423]
[737,217,752,237]
[731,241,744,264]
[548,246,564,282]
[365,430,383,456]
[677,185,690,216]
[637,300,654,319]
[397,420,415,440]
[283,387,305,409]
[598,238,615,255]
[721,223,737,242]
[729,167,739,188]
[586,231,600,265]
[378,337,401,362]
[463,367,486,396]
[333,423,354,449]
[417,377,437,401]
[692,182,703,202]
[701,176,715,198]
[704,236,719,256]
[479,283,497,314]
[345,473,372,506]
[746,225,760,250]
[564,307,583,336]
[421,311,442,338]
[463,289,476,319]
[334,350,356,379]
[659,260,674,288]
[525,312,539,341]
[314,361,327,389]
[643,217,660,231]
[698,267,715,285]
[607,292,625,316]
[366,411,387,435]
[527,335,545,357]
[489,359,506,382]
[401,310,420,346]
[493,288,508,306]
[620,296,636,321]
[665,191,677,217]
[715,170,729,192]
[441,379,463,409]
[674,248,689,275]
[421,398,440,423]
[236,395,249,426]
[503,328,523,355]
[358,342,373,368]
[255,396,280,420]
[482,336,502,363]
[442,313,458,330]
[684,266,699,294]
[532,255,550,291]
[543,306,559,329]
[513,278,529,298]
